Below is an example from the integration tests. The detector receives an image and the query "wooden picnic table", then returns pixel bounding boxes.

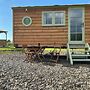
[24,47,45,62]
[24,46,62,63]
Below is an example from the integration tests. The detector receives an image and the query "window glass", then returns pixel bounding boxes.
[70,9,83,18]
[70,34,76,41]
[43,13,52,24]
[22,16,32,26]
[55,12,64,24]
[77,33,82,41]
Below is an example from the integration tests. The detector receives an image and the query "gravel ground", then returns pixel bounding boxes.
[0,52,90,90]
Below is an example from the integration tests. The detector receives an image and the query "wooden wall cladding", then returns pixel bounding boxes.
[85,6,90,44]
[13,6,85,47]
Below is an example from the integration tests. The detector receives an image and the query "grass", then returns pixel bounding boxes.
[0,47,23,54]
[45,48,67,55]
[0,47,23,51]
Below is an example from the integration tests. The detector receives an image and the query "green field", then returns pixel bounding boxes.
[0,47,23,54]
[0,47,23,51]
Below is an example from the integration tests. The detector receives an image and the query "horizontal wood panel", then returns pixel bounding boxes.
[14,41,66,44]
[14,32,67,35]
[85,7,90,44]
[14,36,67,39]
[14,34,67,37]
[14,25,67,28]
[14,29,67,31]
[14,30,67,32]
[14,17,41,20]
[13,8,67,13]
[14,42,66,47]
[85,39,90,42]
[14,39,66,41]
[13,12,41,15]
[14,29,67,32]
[14,36,68,39]
[14,21,42,24]
[85,28,90,30]
[85,20,90,23]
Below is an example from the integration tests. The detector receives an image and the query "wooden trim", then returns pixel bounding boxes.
[13,10,14,44]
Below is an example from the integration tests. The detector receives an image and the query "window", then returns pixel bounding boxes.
[55,12,64,24]
[42,11,65,26]
[22,16,32,26]
[43,13,53,24]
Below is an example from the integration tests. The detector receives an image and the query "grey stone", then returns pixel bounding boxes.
[0,53,89,90]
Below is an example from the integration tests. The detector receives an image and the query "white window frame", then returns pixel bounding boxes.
[42,11,65,26]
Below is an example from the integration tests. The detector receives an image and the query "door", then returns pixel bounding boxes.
[68,8,84,44]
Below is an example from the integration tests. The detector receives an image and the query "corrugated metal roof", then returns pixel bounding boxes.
[12,3,90,9]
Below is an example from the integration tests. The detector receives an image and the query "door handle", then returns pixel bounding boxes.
[81,23,84,27]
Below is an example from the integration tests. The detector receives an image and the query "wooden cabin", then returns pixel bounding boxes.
[12,4,90,64]
[12,4,90,48]
[0,31,7,47]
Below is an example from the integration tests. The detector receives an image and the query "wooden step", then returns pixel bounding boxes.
[69,44,85,49]
[72,54,90,57]
[73,59,90,61]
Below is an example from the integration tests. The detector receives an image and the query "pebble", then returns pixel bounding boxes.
[0,52,90,90]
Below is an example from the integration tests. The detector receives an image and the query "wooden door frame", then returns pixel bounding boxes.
[68,7,85,44]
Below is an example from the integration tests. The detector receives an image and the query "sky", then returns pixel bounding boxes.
[0,0,90,41]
